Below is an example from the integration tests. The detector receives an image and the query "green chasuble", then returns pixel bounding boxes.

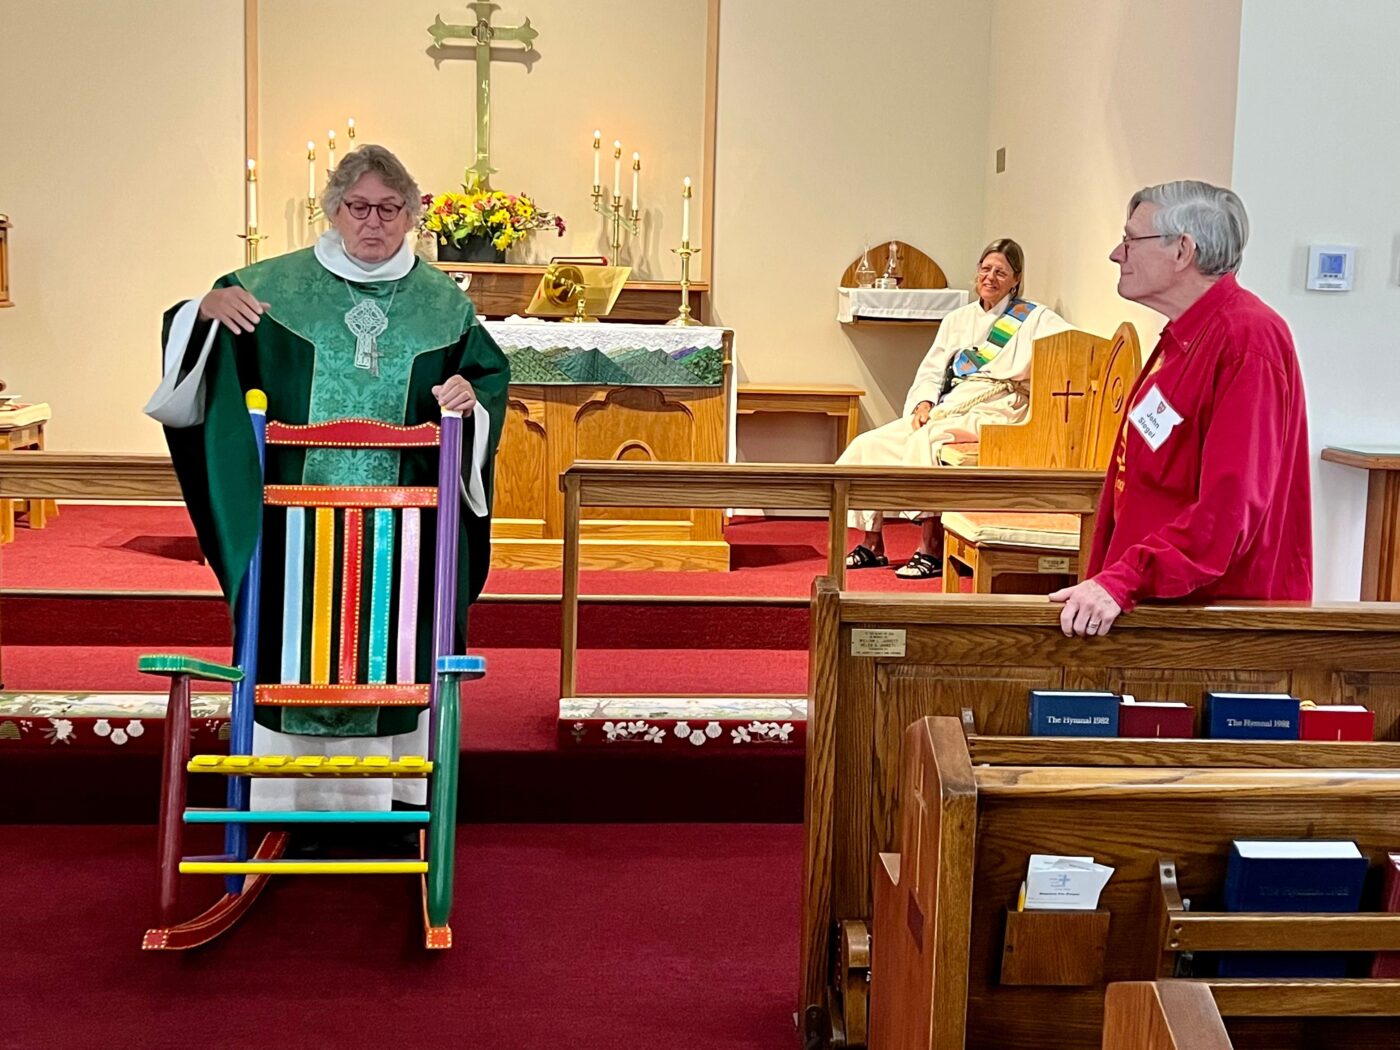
[160,248,509,736]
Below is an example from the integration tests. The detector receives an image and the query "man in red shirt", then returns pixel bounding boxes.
[1051,180,1312,637]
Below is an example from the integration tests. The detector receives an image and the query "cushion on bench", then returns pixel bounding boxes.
[937,442,980,467]
[942,511,1080,550]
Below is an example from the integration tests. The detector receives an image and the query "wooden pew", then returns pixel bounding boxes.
[1102,980,1400,1049]
[800,579,1400,1045]
[940,322,1140,595]
[865,716,1400,1050]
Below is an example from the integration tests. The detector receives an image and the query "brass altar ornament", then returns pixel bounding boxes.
[526,260,630,323]
[667,179,700,326]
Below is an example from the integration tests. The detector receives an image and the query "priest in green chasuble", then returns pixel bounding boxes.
[145,144,509,810]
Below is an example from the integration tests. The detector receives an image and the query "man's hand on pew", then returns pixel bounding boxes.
[1048,578,1122,638]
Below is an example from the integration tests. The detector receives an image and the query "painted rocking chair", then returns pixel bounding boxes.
[141,390,483,950]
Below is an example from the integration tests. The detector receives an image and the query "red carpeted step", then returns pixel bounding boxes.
[2,822,802,1049]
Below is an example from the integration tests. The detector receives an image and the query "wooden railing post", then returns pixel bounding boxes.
[559,473,582,698]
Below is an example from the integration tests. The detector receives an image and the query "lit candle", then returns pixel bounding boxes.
[307,141,316,199]
[682,176,691,244]
[613,141,622,199]
[327,129,337,172]
[347,117,356,144]
[631,153,640,213]
[592,130,601,189]
[246,158,258,230]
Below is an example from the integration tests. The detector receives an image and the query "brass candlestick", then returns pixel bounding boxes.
[238,228,267,266]
[592,188,640,261]
[666,242,701,326]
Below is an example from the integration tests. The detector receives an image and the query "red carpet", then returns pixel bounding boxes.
[1,504,943,596]
[1,822,802,1050]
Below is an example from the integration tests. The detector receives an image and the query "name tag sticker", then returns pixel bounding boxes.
[851,628,906,657]
[1128,384,1184,452]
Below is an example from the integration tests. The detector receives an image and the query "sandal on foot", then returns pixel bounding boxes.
[894,551,943,579]
[845,544,889,569]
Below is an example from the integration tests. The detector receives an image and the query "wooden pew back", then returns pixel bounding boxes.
[869,717,1400,1050]
[801,580,1400,1041]
[977,321,1141,470]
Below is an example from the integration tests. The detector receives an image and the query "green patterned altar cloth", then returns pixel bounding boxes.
[482,321,727,386]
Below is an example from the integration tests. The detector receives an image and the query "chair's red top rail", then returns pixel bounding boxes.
[265,418,441,448]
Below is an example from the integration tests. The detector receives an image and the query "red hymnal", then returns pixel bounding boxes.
[1369,852,1400,977]
[1299,705,1374,741]
[1118,701,1195,739]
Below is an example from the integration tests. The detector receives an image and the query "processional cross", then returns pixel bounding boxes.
[428,3,539,190]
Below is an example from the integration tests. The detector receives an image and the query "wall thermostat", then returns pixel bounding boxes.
[1306,244,1355,291]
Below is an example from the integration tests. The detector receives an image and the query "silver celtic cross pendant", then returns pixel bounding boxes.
[345,298,388,378]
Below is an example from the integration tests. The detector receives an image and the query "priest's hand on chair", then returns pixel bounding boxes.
[1048,578,1122,638]
[198,287,270,334]
[911,401,933,430]
[432,375,477,414]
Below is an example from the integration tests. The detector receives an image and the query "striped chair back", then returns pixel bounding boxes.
[255,414,464,708]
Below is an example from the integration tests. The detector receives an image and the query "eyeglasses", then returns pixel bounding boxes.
[977,264,1014,281]
[1119,232,1175,249]
[343,199,406,221]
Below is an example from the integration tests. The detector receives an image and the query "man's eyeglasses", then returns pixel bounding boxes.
[344,200,406,221]
[1120,232,1174,249]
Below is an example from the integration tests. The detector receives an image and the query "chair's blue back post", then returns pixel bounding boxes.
[224,389,269,894]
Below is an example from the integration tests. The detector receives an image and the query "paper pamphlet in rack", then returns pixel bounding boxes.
[1022,854,1115,911]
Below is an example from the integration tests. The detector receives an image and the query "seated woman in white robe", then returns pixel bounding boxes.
[838,238,1069,578]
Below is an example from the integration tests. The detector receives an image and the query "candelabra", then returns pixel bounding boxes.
[666,242,701,326]
[591,141,640,260]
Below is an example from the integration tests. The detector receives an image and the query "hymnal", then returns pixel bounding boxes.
[1204,692,1299,740]
[1028,691,1119,737]
[1118,699,1194,739]
[1218,840,1367,977]
[1299,704,1374,741]
[1370,852,1400,977]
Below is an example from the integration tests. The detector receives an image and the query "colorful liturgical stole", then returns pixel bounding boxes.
[951,298,1038,380]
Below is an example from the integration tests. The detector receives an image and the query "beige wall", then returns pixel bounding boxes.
[257,0,707,279]
[1233,0,1400,600]
[714,0,996,462]
[0,0,246,454]
[982,0,1242,347]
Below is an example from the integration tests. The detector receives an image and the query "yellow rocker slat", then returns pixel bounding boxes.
[179,859,428,875]
[186,754,432,777]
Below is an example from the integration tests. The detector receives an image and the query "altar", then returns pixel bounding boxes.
[484,320,734,570]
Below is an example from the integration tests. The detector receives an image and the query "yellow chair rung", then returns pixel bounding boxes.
[186,754,433,777]
[179,860,428,875]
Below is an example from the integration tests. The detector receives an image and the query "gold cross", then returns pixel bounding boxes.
[427,3,539,189]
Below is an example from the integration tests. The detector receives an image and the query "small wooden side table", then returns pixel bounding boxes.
[1321,445,1400,600]
[0,405,58,544]
[736,383,865,457]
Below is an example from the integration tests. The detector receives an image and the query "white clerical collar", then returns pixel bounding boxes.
[314,230,416,282]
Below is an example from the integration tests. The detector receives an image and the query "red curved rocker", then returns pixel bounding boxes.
[141,392,483,950]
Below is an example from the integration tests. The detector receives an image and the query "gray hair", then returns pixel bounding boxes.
[1127,180,1249,276]
[321,144,423,223]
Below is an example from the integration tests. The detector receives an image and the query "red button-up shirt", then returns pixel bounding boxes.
[1087,274,1313,612]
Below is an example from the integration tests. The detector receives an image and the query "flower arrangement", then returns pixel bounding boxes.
[419,188,566,254]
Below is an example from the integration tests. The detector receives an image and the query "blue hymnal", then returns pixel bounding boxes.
[1204,692,1300,739]
[1028,691,1119,737]
[1217,840,1368,977]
